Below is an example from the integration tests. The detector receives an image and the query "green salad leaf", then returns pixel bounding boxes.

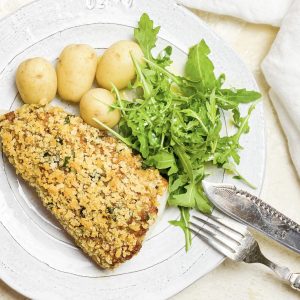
[134,13,160,60]
[220,88,261,104]
[170,207,192,251]
[106,13,261,250]
[185,40,216,89]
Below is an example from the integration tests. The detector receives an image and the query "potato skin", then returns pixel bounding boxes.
[80,88,121,130]
[57,44,97,102]
[16,57,57,104]
[96,40,144,90]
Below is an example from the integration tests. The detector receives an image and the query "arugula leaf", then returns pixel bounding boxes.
[173,145,194,182]
[223,162,256,189]
[233,104,256,143]
[206,89,217,125]
[181,109,209,134]
[169,174,189,192]
[220,88,261,104]
[146,151,178,175]
[195,185,213,213]
[156,46,173,67]
[134,13,160,60]
[169,207,192,251]
[232,108,241,128]
[131,54,153,99]
[185,39,216,90]
[170,182,197,208]
[169,180,213,213]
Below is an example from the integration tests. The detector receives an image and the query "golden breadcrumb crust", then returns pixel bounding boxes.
[0,105,167,268]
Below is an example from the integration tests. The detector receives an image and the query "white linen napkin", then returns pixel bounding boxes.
[178,0,293,26]
[178,0,300,176]
[262,1,300,175]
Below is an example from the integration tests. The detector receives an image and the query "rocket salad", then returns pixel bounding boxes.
[100,13,261,250]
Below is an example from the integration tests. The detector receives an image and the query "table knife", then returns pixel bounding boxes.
[202,181,300,254]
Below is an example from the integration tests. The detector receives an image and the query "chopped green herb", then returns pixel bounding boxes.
[46,203,54,209]
[62,156,71,168]
[107,207,114,214]
[43,152,51,157]
[64,115,71,124]
[79,207,85,217]
[56,137,63,145]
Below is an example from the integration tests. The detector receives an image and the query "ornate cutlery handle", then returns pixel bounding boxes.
[289,273,300,291]
[261,257,300,291]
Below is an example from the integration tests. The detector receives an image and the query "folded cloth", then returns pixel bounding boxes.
[177,0,293,26]
[179,0,300,176]
[262,0,300,175]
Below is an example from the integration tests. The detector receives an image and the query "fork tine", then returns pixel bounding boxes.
[189,226,234,258]
[193,215,241,244]
[194,211,244,236]
[190,221,236,252]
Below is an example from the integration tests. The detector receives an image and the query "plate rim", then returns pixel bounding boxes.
[0,0,266,299]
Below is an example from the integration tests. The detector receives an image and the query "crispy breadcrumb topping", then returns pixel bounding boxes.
[0,105,167,268]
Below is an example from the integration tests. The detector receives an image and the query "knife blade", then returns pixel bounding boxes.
[202,180,300,254]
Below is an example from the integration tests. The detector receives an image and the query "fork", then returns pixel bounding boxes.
[190,211,300,291]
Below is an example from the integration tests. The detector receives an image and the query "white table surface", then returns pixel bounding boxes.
[0,1,300,300]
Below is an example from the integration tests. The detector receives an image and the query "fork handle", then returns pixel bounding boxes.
[289,273,300,291]
[262,257,300,291]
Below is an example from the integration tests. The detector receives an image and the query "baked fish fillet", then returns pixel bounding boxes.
[0,105,167,269]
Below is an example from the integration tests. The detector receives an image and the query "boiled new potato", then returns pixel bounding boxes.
[96,40,144,90]
[80,88,121,130]
[16,57,57,104]
[57,44,97,102]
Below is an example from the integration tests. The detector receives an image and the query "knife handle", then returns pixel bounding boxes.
[289,273,300,291]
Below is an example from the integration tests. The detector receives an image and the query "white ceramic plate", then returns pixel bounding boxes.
[0,0,265,299]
